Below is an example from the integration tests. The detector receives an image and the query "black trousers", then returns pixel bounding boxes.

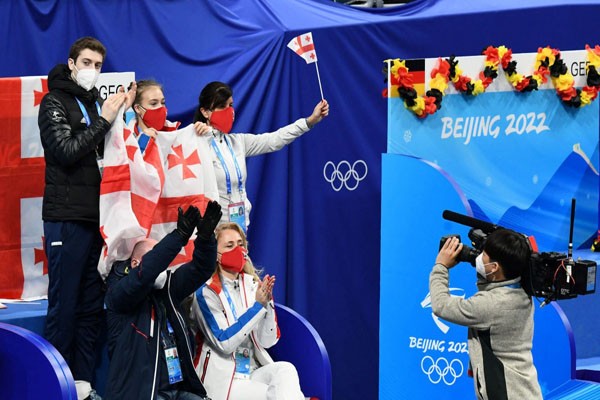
[43,220,104,382]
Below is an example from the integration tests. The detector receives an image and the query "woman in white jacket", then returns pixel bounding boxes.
[192,81,329,231]
[191,222,304,400]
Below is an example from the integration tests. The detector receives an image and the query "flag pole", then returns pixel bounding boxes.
[315,61,324,100]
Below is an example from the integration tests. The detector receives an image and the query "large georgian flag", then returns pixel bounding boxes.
[0,76,47,299]
[98,112,218,277]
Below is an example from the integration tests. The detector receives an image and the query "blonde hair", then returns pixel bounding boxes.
[215,222,262,281]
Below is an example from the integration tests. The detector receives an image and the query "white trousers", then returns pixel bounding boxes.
[228,361,305,400]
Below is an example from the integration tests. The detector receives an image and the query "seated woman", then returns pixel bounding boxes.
[191,222,304,400]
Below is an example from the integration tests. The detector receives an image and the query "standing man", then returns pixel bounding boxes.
[38,36,136,400]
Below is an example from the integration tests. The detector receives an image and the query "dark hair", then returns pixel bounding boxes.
[483,229,531,280]
[193,81,233,123]
[69,37,106,62]
[132,79,163,106]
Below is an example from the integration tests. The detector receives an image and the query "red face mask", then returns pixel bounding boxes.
[210,107,235,134]
[140,106,167,131]
[219,245,247,274]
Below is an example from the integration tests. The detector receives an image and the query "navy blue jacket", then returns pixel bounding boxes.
[104,231,216,400]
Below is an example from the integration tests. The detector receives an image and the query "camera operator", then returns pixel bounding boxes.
[430,229,542,400]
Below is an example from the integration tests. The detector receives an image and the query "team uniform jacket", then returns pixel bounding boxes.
[429,264,543,400]
[191,272,280,400]
[38,64,110,223]
[104,231,216,400]
[204,118,310,226]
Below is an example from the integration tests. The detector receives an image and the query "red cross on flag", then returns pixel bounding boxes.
[287,32,324,100]
[98,113,218,277]
[0,72,135,299]
[0,76,47,299]
[287,32,318,64]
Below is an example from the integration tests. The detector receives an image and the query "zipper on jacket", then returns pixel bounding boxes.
[167,272,194,360]
[150,313,160,399]
[130,322,149,340]
[201,349,211,382]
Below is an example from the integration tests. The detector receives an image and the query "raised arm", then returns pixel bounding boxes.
[105,206,200,313]
[242,99,329,157]
[169,201,223,302]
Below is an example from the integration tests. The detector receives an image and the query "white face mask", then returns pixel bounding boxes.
[475,253,495,279]
[74,66,99,91]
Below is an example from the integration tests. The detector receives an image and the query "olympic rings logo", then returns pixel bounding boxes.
[420,356,464,385]
[323,160,368,192]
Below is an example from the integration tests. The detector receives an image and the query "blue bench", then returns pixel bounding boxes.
[0,301,331,400]
[0,322,77,400]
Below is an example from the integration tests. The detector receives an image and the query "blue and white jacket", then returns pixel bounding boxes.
[192,271,279,400]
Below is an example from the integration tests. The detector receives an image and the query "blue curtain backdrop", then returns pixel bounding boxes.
[2,1,600,399]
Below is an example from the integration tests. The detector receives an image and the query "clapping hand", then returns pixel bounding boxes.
[100,82,137,124]
[101,91,127,123]
[256,274,276,307]
[124,81,137,110]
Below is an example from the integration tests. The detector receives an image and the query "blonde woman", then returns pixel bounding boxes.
[191,223,304,400]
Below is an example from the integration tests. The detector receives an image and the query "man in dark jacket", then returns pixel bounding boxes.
[104,201,222,400]
[37,36,135,400]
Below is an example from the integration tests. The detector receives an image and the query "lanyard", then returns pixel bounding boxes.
[136,124,151,153]
[506,282,522,289]
[75,98,101,127]
[211,136,243,196]
[222,282,239,321]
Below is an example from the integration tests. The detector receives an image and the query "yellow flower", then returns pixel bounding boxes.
[537,47,556,67]
[497,46,509,59]
[580,90,592,106]
[430,74,448,93]
[451,66,463,83]
[390,59,405,77]
[484,60,498,69]
[408,97,425,115]
[507,73,523,86]
[587,46,600,68]
[472,80,485,95]
[552,73,574,92]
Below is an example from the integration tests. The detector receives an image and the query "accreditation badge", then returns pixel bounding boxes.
[96,155,104,178]
[165,346,184,384]
[228,202,246,232]
[234,347,251,379]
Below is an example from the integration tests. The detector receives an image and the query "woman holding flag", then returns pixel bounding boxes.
[128,79,209,153]
[127,80,181,153]
[192,81,329,231]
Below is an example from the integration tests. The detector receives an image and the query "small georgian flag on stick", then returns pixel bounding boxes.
[287,32,324,100]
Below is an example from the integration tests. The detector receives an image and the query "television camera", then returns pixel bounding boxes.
[440,199,596,306]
